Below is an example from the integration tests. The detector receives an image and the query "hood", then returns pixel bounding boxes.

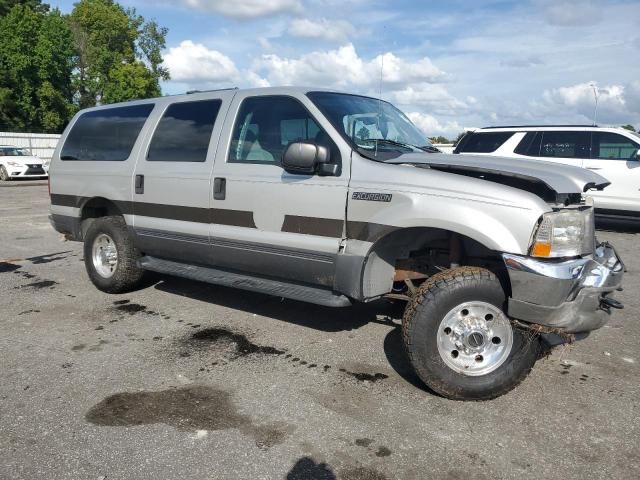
[0,156,42,165]
[387,152,610,197]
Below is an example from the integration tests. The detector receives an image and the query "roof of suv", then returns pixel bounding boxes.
[474,125,629,133]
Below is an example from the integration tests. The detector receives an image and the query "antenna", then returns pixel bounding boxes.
[375,50,384,158]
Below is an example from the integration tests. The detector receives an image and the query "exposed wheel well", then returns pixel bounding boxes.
[79,197,123,240]
[360,227,509,299]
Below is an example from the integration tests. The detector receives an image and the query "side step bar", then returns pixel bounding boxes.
[139,256,352,308]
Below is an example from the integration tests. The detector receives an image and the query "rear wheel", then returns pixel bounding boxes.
[84,216,144,293]
[402,266,541,400]
[0,166,10,181]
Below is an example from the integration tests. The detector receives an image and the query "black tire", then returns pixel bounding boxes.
[0,165,10,181]
[83,216,144,293]
[402,266,541,401]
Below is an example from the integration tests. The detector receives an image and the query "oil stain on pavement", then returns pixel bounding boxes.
[187,328,285,357]
[85,385,291,449]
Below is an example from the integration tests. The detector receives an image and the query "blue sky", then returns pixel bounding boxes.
[51,0,640,137]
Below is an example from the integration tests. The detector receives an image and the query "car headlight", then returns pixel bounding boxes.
[530,208,594,258]
[7,161,21,167]
[43,160,50,168]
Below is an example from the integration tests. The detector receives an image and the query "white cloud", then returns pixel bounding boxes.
[407,112,464,139]
[183,0,301,18]
[541,81,636,123]
[392,84,477,116]
[537,0,601,26]
[163,40,239,84]
[287,18,356,42]
[253,43,446,89]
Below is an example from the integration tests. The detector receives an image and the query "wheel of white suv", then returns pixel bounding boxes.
[83,216,144,293]
[0,166,10,181]
[402,266,541,400]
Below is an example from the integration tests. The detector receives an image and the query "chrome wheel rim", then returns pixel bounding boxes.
[92,233,118,278]
[437,301,513,376]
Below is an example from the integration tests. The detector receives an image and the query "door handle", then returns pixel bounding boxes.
[213,177,226,200]
[135,174,144,194]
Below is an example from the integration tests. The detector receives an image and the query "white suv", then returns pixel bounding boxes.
[454,126,640,219]
[0,145,49,181]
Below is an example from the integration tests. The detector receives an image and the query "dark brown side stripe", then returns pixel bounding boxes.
[346,221,398,243]
[281,215,343,238]
[50,194,256,228]
[51,194,397,241]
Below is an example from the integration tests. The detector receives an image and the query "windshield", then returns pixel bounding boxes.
[307,92,434,160]
[0,147,31,156]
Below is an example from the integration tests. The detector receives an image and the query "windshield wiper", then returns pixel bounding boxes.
[359,138,418,151]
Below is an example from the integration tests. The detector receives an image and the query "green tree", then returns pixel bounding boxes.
[0,5,74,132]
[69,0,169,107]
[430,135,451,144]
[0,0,47,16]
[621,124,636,132]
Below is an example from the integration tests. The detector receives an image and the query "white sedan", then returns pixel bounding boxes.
[0,145,49,181]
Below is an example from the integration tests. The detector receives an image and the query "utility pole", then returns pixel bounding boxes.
[589,83,599,126]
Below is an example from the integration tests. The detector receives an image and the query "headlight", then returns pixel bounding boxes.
[7,161,21,167]
[43,160,50,168]
[530,208,594,258]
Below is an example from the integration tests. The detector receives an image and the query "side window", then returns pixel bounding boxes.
[514,132,543,156]
[591,132,639,160]
[454,132,513,153]
[228,96,339,165]
[61,104,154,161]
[540,131,591,158]
[147,99,221,162]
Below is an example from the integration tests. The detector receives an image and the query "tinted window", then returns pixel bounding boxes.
[147,100,221,162]
[514,132,543,156]
[61,104,154,161]
[455,132,513,153]
[540,131,590,158]
[228,96,339,166]
[591,132,639,160]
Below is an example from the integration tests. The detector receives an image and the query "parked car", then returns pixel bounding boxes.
[0,145,49,180]
[454,126,640,219]
[48,87,624,400]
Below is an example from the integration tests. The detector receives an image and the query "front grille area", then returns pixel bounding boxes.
[25,166,45,175]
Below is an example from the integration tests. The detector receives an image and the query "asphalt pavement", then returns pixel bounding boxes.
[1,184,638,480]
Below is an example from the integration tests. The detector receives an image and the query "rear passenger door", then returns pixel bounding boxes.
[208,92,350,288]
[583,131,640,213]
[131,93,233,263]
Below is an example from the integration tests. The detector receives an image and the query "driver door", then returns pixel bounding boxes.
[208,92,351,287]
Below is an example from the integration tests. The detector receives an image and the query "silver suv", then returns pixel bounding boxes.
[49,87,624,400]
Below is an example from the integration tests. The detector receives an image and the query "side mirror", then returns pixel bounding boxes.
[282,142,337,176]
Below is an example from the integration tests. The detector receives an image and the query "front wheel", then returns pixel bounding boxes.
[84,216,144,293]
[402,266,541,400]
[0,166,10,181]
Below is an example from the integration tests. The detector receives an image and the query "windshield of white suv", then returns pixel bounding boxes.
[307,92,436,160]
[0,147,30,156]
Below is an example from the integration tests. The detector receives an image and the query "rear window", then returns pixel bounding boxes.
[61,104,154,161]
[454,132,513,153]
[147,99,222,162]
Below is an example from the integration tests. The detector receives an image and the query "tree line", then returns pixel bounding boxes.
[0,0,169,133]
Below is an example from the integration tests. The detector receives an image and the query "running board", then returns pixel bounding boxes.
[139,256,352,308]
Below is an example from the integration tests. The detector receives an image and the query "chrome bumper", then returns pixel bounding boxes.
[503,243,624,333]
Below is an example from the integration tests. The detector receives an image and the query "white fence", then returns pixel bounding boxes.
[0,132,61,161]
